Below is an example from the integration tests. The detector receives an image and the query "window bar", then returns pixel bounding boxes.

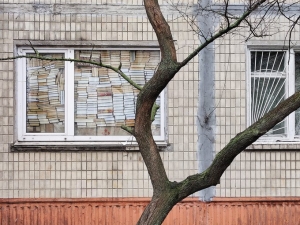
[252,51,259,122]
[251,51,259,123]
[255,51,278,119]
[267,121,286,134]
[261,81,285,117]
[252,52,286,121]
[260,53,286,118]
[254,51,271,121]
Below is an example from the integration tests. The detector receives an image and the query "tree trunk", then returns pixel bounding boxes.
[136,193,178,225]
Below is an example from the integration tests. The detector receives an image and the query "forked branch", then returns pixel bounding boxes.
[179,0,267,68]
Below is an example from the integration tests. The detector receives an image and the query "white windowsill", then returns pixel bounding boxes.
[11,141,171,151]
[247,141,300,150]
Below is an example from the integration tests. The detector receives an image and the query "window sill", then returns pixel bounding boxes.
[11,141,171,152]
[246,142,300,150]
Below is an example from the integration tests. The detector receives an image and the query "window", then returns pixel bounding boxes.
[247,49,300,141]
[16,48,164,143]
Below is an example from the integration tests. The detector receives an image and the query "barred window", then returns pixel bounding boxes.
[248,49,300,141]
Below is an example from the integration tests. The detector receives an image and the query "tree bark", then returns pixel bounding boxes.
[134,0,300,224]
[136,89,300,225]
[136,193,178,225]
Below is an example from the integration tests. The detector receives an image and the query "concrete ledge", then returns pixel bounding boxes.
[14,40,160,48]
[247,143,300,150]
[0,3,196,16]
[11,141,170,152]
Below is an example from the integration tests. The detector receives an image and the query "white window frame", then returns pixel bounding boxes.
[246,48,298,142]
[16,47,165,143]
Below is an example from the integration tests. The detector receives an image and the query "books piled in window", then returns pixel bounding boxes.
[26,54,65,133]
[74,50,161,136]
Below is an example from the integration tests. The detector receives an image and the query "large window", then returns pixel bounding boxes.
[17,48,164,143]
[248,49,300,141]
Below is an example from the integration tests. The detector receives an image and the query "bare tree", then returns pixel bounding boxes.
[134,1,300,224]
[1,0,300,224]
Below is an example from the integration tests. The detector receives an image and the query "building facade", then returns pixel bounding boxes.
[0,0,300,224]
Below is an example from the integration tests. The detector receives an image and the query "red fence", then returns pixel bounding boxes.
[1,197,300,225]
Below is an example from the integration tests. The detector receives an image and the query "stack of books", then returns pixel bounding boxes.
[26,51,161,135]
[74,50,162,135]
[26,54,65,133]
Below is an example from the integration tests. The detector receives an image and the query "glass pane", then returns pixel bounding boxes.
[295,53,300,135]
[251,51,285,73]
[251,77,286,135]
[250,50,287,136]
[74,50,161,136]
[26,53,65,133]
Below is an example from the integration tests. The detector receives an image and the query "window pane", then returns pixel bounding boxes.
[74,50,161,136]
[295,53,300,135]
[251,51,285,73]
[250,51,286,135]
[26,53,65,133]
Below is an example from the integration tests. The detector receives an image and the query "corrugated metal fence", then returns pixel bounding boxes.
[0,198,300,225]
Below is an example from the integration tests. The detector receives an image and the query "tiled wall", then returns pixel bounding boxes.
[0,1,199,198]
[215,15,300,197]
[1,0,300,199]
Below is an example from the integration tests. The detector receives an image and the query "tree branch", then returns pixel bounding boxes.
[151,103,160,122]
[121,125,134,135]
[175,90,300,200]
[0,51,143,136]
[179,0,267,69]
[134,0,269,193]
[135,0,267,194]
[0,53,142,91]
[132,0,182,192]
[29,40,39,56]
[144,0,177,62]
